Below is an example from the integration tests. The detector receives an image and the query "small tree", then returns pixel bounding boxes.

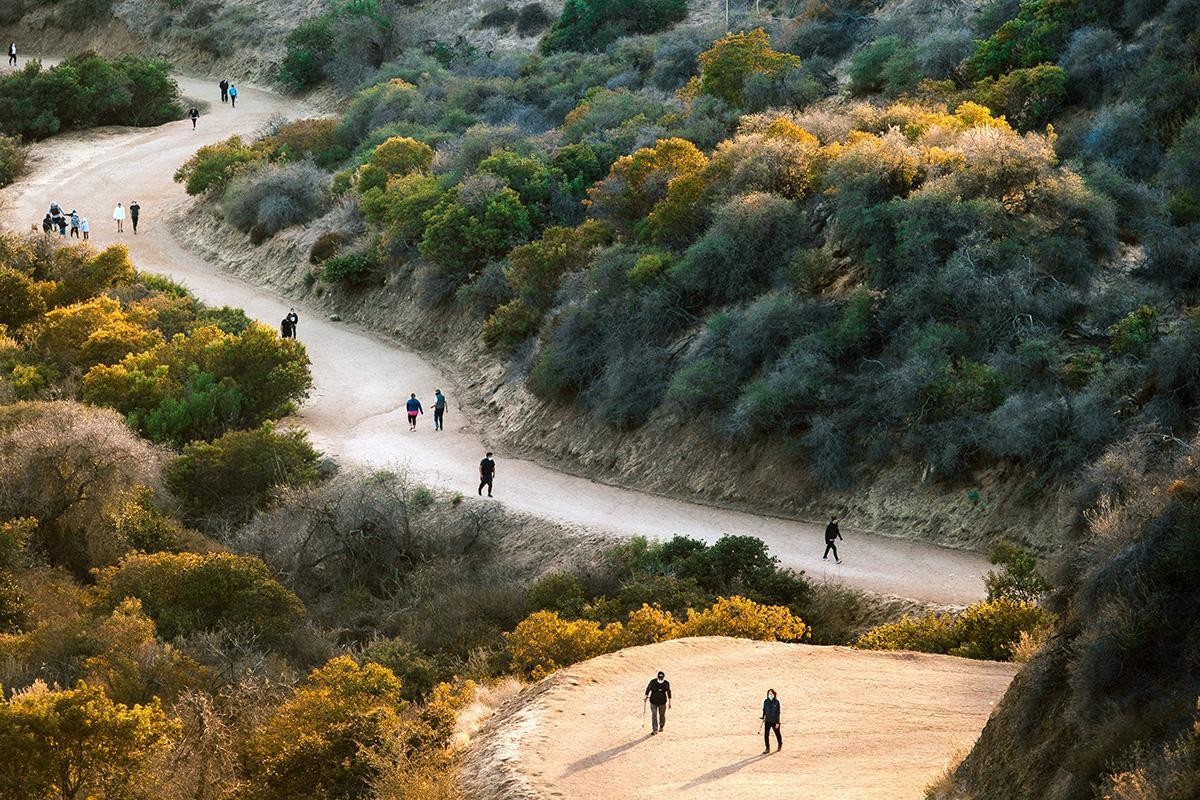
[698,29,802,108]
[370,136,434,176]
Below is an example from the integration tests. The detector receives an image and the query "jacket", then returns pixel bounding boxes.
[825,522,842,543]
[645,679,671,706]
[406,397,423,414]
[762,697,781,724]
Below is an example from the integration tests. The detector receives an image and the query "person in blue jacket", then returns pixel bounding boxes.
[406,392,423,430]
[761,688,781,753]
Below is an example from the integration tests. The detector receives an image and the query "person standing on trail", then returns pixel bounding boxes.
[406,392,423,431]
[69,210,80,238]
[8,43,16,67]
[823,516,843,563]
[189,107,199,131]
[229,84,238,108]
[761,689,782,753]
[56,215,67,236]
[129,200,140,234]
[433,389,447,431]
[478,452,495,497]
[219,79,229,103]
[80,217,89,240]
[286,308,298,337]
[113,202,125,233]
[645,671,671,735]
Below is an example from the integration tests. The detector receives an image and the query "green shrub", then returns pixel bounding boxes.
[362,637,440,701]
[527,571,586,616]
[974,64,1068,129]
[697,29,803,108]
[855,597,1055,661]
[516,3,554,35]
[419,185,532,288]
[173,136,262,196]
[479,5,519,28]
[984,541,1050,602]
[221,162,328,241]
[968,0,1080,78]
[322,252,374,283]
[96,551,305,645]
[1107,305,1157,356]
[540,0,686,53]
[0,134,27,188]
[167,423,320,528]
[849,36,921,96]
[369,136,434,176]
[279,14,336,90]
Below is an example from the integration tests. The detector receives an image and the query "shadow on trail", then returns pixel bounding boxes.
[564,736,651,774]
[680,753,770,789]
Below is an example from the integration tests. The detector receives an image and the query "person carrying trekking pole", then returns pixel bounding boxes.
[406,393,423,431]
[478,452,495,497]
[823,516,843,563]
[433,388,447,431]
[761,688,782,753]
[645,671,671,735]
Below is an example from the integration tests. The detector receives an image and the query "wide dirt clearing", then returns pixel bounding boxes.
[463,637,1017,800]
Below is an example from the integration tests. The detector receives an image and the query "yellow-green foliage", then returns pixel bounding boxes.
[507,596,810,678]
[854,597,1056,661]
[0,679,177,799]
[370,136,434,177]
[697,29,802,108]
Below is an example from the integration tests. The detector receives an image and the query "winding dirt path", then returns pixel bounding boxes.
[462,637,1017,800]
[0,60,992,605]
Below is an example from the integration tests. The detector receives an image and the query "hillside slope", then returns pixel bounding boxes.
[461,637,1017,800]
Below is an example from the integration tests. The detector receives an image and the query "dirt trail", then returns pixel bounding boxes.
[462,637,1017,800]
[1,59,992,605]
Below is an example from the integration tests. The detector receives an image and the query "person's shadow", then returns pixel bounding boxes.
[564,736,652,775]
[679,753,770,789]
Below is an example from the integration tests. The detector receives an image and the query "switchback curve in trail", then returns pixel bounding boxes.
[0,60,992,605]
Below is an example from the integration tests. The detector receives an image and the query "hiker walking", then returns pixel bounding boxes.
[189,107,199,130]
[219,79,229,103]
[228,84,238,108]
[433,389,447,431]
[286,308,298,337]
[69,210,80,238]
[406,393,423,431]
[823,516,843,563]
[129,200,140,234]
[478,452,495,497]
[761,688,782,753]
[645,671,671,735]
[41,213,52,234]
[113,202,125,233]
[8,43,15,67]
[80,217,89,240]
[56,215,67,236]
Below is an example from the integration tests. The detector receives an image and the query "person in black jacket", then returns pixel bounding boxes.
[823,516,843,563]
[644,671,671,735]
[479,452,495,497]
[761,688,781,753]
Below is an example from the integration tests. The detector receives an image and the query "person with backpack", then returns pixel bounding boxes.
[823,516,843,563]
[8,43,16,67]
[229,84,238,108]
[478,452,495,497]
[113,202,125,233]
[129,200,140,234]
[219,79,229,103]
[644,671,672,735]
[406,393,423,430]
[761,688,782,753]
[433,389,447,431]
[189,107,199,130]
[69,210,80,238]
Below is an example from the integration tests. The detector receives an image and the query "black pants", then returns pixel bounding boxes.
[8,54,15,65]
[131,215,138,232]
[823,541,839,560]
[479,475,493,496]
[221,90,227,102]
[434,407,444,430]
[764,721,781,750]
[231,96,236,107]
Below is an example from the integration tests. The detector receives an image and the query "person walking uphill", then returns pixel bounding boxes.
[645,672,671,735]
[433,389,447,431]
[113,202,125,233]
[189,107,199,131]
[219,79,229,103]
[129,200,140,234]
[823,516,843,563]
[479,452,495,497]
[69,210,80,238]
[761,689,782,753]
[229,84,238,108]
[406,393,423,431]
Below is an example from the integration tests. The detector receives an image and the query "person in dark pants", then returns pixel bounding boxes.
[478,452,495,497]
[129,200,140,234]
[189,107,199,130]
[823,516,843,563]
[433,388,446,431]
[286,308,298,337]
[280,317,292,338]
[8,43,16,66]
[229,84,238,107]
[761,688,781,753]
[645,671,671,735]
[219,79,229,103]
[406,393,423,430]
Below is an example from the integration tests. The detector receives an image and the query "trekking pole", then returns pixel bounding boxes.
[642,698,647,728]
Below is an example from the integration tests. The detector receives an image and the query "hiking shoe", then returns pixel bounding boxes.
[836,559,843,564]
[651,731,657,736]
[762,749,770,754]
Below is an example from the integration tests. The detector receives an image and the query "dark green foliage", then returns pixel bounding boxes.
[167,424,321,529]
[968,0,1082,78]
[516,3,554,36]
[322,252,374,283]
[362,637,441,700]
[984,541,1051,602]
[527,571,585,616]
[279,15,336,90]
[974,64,1068,129]
[541,0,687,53]
[479,5,519,29]
[0,54,181,140]
[848,36,920,96]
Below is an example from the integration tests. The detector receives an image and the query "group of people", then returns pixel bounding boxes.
[403,389,448,432]
[280,308,299,339]
[40,201,140,237]
[218,79,238,107]
[644,673,783,754]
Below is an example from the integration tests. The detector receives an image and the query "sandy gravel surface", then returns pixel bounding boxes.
[462,637,1017,800]
[0,58,991,605]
